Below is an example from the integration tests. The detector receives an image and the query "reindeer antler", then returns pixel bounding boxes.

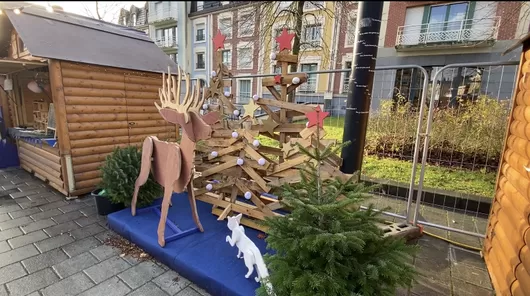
[155,66,204,123]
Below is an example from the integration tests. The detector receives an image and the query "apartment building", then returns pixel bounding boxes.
[367,1,530,109]
[123,1,529,111]
[148,1,178,63]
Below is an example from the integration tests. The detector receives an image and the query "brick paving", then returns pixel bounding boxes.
[0,167,493,296]
[0,168,209,296]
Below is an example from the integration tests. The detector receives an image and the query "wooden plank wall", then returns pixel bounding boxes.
[59,61,176,195]
[18,141,65,194]
[484,48,530,296]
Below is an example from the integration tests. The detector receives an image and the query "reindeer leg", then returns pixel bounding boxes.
[132,137,155,216]
[187,178,204,232]
[157,185,173,247]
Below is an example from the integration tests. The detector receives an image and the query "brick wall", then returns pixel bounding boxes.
[332,2,358,94]
[496,2,522,40]
[384,1,521,47]
[212,7,261,99]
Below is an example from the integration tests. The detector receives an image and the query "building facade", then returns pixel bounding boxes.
[148,1,178,63]
[123,1,530,112]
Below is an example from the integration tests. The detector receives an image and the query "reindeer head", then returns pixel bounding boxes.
[155,67,219,143]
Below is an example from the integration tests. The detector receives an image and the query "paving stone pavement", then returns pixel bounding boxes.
[0,167,494,296]
[0,168,211,296]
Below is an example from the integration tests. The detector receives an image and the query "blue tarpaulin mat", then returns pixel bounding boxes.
[108,193,270,296]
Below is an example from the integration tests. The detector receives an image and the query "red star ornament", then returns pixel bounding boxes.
[275,28,295,52]
[305,106,329,128]
[212,29,226,51]
[274,75,282,85]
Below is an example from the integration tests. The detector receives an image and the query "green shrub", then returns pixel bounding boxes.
[99,146,162,207]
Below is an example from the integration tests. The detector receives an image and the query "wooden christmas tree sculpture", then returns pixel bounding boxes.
[194,28,345,232]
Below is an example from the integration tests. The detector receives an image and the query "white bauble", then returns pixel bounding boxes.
[252,139,260,147]
[244,191,252,200]
[292,77,300,84]
[211,71,217,77]
[232,131,239,138]
[270,53,277,60]
[202,103,209,110]
[211,151,219,158]
[306,122,310,127]
[206,184,213,191]
[224,91,231,97]
[258,158,266,166]
[233,110,240,116]
[252,94,259,101]
[237,158,244,166]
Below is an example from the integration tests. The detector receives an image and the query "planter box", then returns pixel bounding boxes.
[362,176,492,215]
[92,189,125,216]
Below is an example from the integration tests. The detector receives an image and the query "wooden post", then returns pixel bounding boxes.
[48,60,75,195]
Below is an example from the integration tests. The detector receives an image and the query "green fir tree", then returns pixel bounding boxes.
[256,142,417,296]
[99,146,162,207]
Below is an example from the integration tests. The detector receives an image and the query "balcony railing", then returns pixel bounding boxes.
[155,36,177,48]
[298,83,316,93]
[395,17,500,48]
[149,9,176,23]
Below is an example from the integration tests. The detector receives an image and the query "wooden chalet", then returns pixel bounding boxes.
[484,33,530,295]
[0,3,179,197]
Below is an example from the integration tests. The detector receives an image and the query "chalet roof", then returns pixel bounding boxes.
[1,2,177,74]
[502,32,530,56]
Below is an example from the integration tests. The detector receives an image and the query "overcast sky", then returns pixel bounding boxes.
[28,1,146,23]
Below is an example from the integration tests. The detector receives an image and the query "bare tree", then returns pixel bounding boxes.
[82,1,122,23]
[221,1,356,102]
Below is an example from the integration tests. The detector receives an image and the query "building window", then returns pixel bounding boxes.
[196,24,205,42]
[196,52,205,69]
[279,1,292,10]
[346,13,357,46]
[427,3,468,42]
[155,27,176,47]
[221,1,230,5]
[222,50,232,68]
[197,1,204,11]
[238,79,251,104]
[238,13,254,37]
[300,63,317,92]
[169,53,177,63]
[272,65,281,74]
[133,14,137,26]
[237,47,252,69]
[122,16,127,26]
[302,25,322,47]
[219,18,232,39]
[342,61,352,94]
[304,1,323,10]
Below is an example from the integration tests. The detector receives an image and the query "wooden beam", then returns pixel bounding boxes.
[48,60,74,194]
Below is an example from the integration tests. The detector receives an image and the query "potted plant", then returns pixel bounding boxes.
[94,146,163,216]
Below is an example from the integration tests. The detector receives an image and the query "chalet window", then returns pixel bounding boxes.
[196,52,205,69]
[237,47,252,69]
[238,79,251,104]
[300,63,317,93]
[221,50,231,68]
[219,18,232,38]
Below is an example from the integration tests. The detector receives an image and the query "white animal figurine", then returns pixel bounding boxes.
[226,214,274,295]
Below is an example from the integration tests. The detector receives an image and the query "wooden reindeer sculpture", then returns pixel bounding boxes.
[131,67,219,247]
